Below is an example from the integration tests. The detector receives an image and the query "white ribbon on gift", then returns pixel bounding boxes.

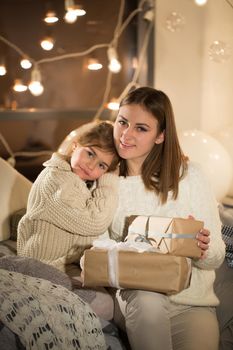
[128,231,197,239]
[92,239,161,288]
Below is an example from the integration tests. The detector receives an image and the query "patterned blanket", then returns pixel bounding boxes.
[0,269,106,350]
[221,225,233,268]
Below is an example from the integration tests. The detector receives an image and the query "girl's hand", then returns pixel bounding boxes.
[188,215,210,260]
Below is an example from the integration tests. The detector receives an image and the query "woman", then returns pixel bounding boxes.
[108,87,225,350]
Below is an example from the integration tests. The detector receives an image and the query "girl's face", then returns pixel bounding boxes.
[114,104,164,174]
[70,144,114,181]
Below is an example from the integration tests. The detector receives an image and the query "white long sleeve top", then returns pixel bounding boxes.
[107,161,225,306]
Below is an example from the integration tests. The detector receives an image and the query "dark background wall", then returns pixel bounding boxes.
[0,0,137,110]
[0,0,152,181]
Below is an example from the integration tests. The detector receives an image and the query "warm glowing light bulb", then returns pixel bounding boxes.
[108,58,122,73]
[44,11,59,23]
[107,99,120,111]
[28,66,44,96]
[73,5,86,16]
[0,65,7,76]
[40,37,54,51]
[13,79,28,92]
[107,47,122,73]
[20,58,32,69]
[87,59,103,70]
[64,10,77,23]
[28,81,44,96]
[194,0,208,5]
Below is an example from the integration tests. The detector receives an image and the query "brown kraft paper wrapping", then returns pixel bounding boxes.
[83,249,191,295]
[127,217,203,258]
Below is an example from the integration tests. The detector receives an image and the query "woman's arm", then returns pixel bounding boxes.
[188,163,225,270]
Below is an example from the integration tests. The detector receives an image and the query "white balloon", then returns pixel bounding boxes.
[179,129,233,201]
[213,125,233,197]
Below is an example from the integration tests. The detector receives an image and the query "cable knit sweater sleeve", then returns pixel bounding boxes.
[187,163,225,270]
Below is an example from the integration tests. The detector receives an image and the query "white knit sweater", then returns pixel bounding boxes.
[17,152,119,270]
[107,162,225,306]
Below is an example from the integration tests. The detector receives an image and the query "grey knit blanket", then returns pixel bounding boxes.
[0,254,96,304]
[0,268,106,350]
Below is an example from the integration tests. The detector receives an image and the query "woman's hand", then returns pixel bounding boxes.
[188,215,210,260]
[196,228,210,259]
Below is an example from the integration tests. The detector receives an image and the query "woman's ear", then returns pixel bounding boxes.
[155,130,165,144]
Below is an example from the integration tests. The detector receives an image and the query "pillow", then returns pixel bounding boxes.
[9,208,26,241]
[0,157,31,241]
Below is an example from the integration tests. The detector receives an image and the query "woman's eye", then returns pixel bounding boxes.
[136,126,147,132]
[118,120,127,126]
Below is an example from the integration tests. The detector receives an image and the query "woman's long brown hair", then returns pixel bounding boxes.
[118,87,187,204]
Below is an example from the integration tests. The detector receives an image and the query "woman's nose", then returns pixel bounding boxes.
[122,126,133,138]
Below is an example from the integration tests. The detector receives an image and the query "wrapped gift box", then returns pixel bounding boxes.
[83,248,191,295]
[126,216,203,258]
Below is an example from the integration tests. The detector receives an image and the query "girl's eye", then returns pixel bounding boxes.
[87,150,94,158]
[99,163,107,170]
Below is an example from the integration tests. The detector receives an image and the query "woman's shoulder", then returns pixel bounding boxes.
[185,161,206,178]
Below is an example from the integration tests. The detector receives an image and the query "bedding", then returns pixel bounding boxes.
[0,268,106,350]
[0,252,125,350]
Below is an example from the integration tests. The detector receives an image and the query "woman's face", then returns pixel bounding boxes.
[114,104,164,173]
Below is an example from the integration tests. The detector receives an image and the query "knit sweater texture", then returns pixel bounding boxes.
[17,152,119,270]
[107,162,225,307]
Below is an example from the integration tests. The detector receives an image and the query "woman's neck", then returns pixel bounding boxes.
[126,160,142,176]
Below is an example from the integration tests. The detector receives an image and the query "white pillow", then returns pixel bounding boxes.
[0,157,32,241]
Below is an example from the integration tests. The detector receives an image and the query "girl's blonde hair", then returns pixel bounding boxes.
[65,121,119,171]
[119,87,187,204]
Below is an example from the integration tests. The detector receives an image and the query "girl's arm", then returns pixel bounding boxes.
[42,171,119,237]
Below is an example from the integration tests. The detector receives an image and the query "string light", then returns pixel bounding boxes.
[40,36,55,51]
[73,5,86,17]
[0,0,154,169]
[64,0,86,23]
[0,0,152,106]
[194,0,208,5]
[28,66,44,96]
[107,99,120,111]
[107,47,122,73]
[13,79,28,92]
[0,64,7,76]
[20,57,32,69]
[87,58,103,70]
[44,10,59,23]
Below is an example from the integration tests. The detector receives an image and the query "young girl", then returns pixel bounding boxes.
[108,87,225,350]
[17,121,120,271]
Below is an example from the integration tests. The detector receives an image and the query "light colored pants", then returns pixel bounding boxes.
[114,289,219,350]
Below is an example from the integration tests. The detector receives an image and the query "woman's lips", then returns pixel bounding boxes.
[119,140,135,149]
